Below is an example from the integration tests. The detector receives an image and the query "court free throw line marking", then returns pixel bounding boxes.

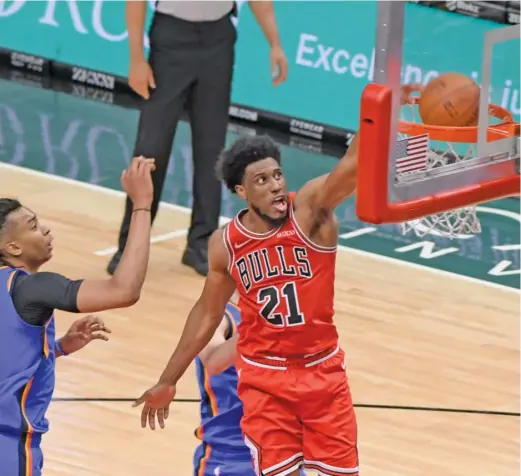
[0,161,518,295]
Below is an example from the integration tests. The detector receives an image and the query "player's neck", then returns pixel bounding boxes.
[242,209,279,234]
[3,258,39,273]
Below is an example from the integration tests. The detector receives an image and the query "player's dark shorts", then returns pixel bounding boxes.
[0,432,44,476]
[193,443,256,476]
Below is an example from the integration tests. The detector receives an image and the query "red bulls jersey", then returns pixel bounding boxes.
[223,195,339,358]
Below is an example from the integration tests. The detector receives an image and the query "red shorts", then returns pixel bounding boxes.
[236,346,358,476]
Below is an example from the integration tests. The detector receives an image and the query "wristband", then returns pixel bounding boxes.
[132,208,151,213]
[55,340,68,356]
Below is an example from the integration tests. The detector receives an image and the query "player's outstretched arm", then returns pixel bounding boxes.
[199,318,239,376]
[156,230,236,384]
[75,156,155,313]
[294,84,423,215]
[301,133,359,213]
[133,229,236,430]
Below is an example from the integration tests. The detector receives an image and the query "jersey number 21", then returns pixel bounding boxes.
[257,282,305,327]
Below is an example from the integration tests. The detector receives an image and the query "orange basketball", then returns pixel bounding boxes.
[418,73,480,127]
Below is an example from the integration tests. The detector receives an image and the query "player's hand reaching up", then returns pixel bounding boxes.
[133,381,176,430]
[121,156,156,209]
[400,83,424,105]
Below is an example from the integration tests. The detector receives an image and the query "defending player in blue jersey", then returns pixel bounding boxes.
[193,299,306,476]
[193,300,250,476]
[0,157,155,476]
[0,274,111,476]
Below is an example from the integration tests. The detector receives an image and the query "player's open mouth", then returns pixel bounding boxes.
[272,196,287,213]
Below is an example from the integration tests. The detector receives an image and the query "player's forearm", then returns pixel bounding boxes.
[110,209,151,300]
[159,300,222,384]
[334,133,359,188]
[126,0,147,61]
[205,334,239,376]
[248,1,281,48]
[318,134,359,210]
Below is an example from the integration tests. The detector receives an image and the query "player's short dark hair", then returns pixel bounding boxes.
[0,198,22,234]
[216,135,281,193]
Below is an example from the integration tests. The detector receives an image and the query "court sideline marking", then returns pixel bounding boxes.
[0,161,518,294]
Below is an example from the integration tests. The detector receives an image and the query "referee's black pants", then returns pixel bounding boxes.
[113,12,236,270]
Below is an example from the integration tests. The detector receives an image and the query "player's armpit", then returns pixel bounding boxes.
[157,229,237,385]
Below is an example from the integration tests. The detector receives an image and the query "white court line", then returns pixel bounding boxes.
[94,229,188,257]
[94,216,231,256]
[0,161,518,295]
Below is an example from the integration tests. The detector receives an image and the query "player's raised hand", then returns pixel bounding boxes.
[132,381,176,430]
[400,83,424,105]
[121,156,156,209]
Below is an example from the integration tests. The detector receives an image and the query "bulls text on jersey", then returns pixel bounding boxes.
[235,245,312,292]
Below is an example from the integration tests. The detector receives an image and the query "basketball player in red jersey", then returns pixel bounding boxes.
[135,85,421,476]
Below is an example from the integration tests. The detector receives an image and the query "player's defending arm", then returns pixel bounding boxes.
[8,157,155,322]
[75,156,155,312]
[133,229,236,429]
[198,318,239,376]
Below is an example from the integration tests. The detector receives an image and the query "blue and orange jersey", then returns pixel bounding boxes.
[194,302,245,451]
[0,266,57,439]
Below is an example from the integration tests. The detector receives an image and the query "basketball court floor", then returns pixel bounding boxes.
[0,69,519,474]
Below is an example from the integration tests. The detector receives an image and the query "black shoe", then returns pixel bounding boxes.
[182,246,208,277]
[107,249,123,275]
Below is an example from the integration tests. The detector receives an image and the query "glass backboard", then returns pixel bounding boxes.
[357,1,520,224]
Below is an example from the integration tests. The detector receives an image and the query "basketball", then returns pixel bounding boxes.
[418,72,480,127]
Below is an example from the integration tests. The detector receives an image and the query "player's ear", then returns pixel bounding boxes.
[4,241,22,257]
[235,185,246,200]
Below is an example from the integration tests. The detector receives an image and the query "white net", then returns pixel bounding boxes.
[397,103,483,239]
[400,207,481,238]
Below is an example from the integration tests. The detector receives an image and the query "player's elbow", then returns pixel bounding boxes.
[121,292,141,307]
[111,284,141,308]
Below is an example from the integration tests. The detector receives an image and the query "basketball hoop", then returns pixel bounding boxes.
[397,99,518,239]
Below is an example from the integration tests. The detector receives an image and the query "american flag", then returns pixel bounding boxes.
[395,134,429,175]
